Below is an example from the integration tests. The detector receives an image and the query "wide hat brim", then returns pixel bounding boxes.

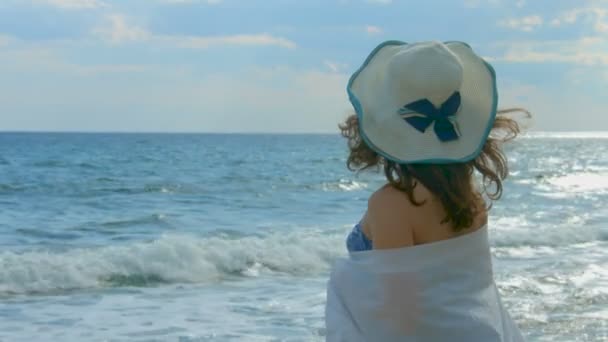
[347,41,498,164]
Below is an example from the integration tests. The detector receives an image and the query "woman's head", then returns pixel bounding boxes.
[343,40,530,231]
[340,109,529,231]
[348,41,498,163]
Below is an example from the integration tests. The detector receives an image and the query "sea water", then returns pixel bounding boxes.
[0,132,607,341]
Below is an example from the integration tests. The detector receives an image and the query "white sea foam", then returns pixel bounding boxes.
[546,172,608,193]
[0,278,329,342]
[522,131,608,139]
[0,230,347,295]
[320,179,368,192]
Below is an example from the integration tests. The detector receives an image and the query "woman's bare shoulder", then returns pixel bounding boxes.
[366,185,415,250]
[368,183,431,214]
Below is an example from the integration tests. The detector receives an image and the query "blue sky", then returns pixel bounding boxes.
[0,0,607,132]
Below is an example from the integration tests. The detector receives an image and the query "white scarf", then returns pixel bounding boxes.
[325,226,525,342]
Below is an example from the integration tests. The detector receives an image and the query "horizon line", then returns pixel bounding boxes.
[1,129,608,135]
[0,130,339,135]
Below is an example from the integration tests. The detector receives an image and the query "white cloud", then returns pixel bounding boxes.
[93,14,149,43]
[324,60,348,73]
[365,25,383,35]
[551,7,608,33]
[1,40,606,132]
[338,0,392,3]
[465,0,532,9]
[490,37,608,65]
[0,45,149,76]
[501,50,608,64]
[0,35,13,47]
[93,14,296,49]
[160,0,222,4]
[4,43,606,132]
[35,0,107,9]
[464,0,501,8]
[497,80,608,131]
[0,62,349,132]
[564,67,607,86]
[498,15,543,31]
[170,34,296,49]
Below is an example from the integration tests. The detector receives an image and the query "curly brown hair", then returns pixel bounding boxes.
[339,109,530,232]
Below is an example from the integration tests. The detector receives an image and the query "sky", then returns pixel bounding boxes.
[0,0,607,133]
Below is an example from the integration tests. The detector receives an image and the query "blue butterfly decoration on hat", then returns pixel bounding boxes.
[398,91,462,142]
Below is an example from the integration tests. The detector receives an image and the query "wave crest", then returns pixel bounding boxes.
[0,230,345,296]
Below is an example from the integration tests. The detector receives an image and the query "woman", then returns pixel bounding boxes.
[325,41,527,341]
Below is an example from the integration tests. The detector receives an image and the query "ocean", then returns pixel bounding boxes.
[0,132,607,341]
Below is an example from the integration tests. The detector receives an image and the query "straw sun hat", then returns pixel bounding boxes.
[347,40,498,164]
